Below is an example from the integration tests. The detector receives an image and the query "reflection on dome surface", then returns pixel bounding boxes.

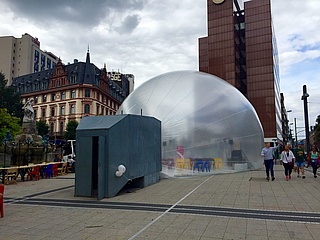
[117,71,264,177]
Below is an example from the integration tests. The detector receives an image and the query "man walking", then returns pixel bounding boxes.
[294,143,307,179]
[261,142,280,181]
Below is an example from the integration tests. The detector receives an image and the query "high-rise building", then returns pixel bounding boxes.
[199,0,282,142]
[0,33,58,86]
[108,71,135,93]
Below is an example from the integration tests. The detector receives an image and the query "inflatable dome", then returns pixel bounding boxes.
[117,71,264,176]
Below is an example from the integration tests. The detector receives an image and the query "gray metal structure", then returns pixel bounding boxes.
[75,114,161,199]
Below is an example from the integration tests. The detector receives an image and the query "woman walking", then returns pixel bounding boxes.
[280,145,295,181]
[308,146,320,178]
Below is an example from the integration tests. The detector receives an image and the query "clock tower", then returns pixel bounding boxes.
[212,0,225,4]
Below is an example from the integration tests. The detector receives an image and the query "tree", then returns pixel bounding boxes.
[0,72,23,119]
[315,115,320,128]
[0,108,21,141]
[64,120,78,140]
[36,120,49,137]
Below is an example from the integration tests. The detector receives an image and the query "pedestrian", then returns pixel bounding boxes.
[294,143,307,179]
[280,145,295,181]
[307,146,320,178]
[261,141,280,181]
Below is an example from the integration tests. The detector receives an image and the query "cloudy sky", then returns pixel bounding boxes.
[0,0,319,138]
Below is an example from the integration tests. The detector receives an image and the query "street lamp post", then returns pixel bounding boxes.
[3,140,7,168]
[289,123,294,147]
[301,85,310,152]
[286,110,292,146]
[26,137,33,166]
[294,118,297,148]
[2,131,12,167]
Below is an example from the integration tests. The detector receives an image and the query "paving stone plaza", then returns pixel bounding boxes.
[1,165,320,240]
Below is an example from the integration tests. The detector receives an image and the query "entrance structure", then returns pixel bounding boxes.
[75,114,161,199]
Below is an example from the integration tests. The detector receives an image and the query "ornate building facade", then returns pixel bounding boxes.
[12,50,132,139]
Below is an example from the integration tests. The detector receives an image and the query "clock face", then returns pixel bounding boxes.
[212,0,225,4]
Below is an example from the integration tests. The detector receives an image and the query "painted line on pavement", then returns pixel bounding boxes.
[128,175,214,240]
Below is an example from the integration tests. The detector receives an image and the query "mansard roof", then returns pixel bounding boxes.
[11,51,131,102]
[12,61,100,86]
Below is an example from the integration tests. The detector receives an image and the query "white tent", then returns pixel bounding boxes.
[117,70,264,176]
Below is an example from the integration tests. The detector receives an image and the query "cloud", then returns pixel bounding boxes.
[2,0,146,28]
[271,0,320,79]
[115,14,141,34]
[0,0,319,126]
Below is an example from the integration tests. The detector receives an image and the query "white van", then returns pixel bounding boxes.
[62,140,76,161]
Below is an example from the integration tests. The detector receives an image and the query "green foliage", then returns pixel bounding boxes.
[315,115,320,128]
[0,108,21,141]
[0,72,23,119]
[65,120,78,140]
[316,129,320,141]
[36,120,49,137]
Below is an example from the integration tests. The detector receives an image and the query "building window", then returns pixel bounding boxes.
[84,104,90,114]
[43,95,47,102]
[51,107,55,117]
[34,96,38,104]
[61,91,65,100]
[51,93,56,101]
[34,65,39,72]
[70,75,77,84]
[34,109,37,119]
[70,104,75,114]
[71,90,75,98]
[34,50,39,72]
[47,58,51,69]
[42,108,46,117]
[41,54,45,71]
[26,83,31,92]
[85,89,90,98]
[34,82,39,91]
[61,106,65,115]
[60,122,64,136]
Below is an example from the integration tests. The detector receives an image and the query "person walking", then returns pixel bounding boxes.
[294,143,307,179]
[307,146,320,178]
[280,145,295,181]
[261,142,280,181]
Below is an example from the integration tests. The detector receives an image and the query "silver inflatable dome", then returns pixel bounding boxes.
[117,71,264,176]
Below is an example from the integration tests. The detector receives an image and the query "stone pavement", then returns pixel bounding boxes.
[1,165,320,240]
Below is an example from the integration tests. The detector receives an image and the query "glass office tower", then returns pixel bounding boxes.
[199,0,282,142]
